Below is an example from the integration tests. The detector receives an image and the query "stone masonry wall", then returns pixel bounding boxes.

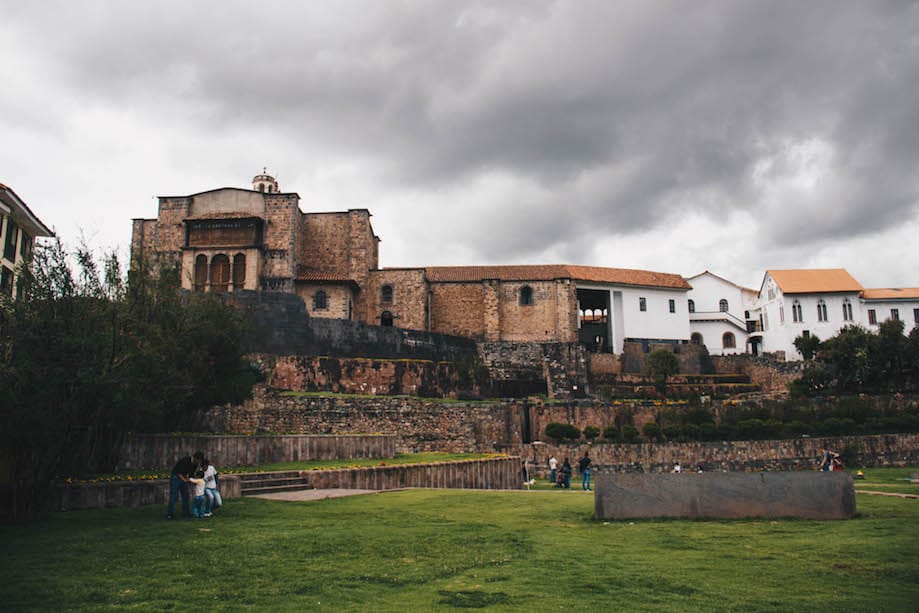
[257,355,457,397]
[119,434,396,470]
[515,432,919,476]
[364,268,429,331]
[712,354,804,394]
[430,282,486,339]
[203,394,526,453]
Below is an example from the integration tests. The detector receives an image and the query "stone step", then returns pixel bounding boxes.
[240,477,304,490]
[243,482,314,496]
[236,471,302,482]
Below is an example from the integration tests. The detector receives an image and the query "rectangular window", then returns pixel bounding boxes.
[0,266,12,296]
[779,306,785,324]
[868,309,877,325]
[668,299,675,313]
[891,308,899,321]
[19,230,32,260]
[914,308,919,324]
[3,219,19,261]
[639,297,646,312]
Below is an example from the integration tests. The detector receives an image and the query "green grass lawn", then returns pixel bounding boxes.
[3,472,918,611]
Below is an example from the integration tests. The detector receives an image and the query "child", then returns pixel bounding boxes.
[203,458,221,516]
[189,469,207,518]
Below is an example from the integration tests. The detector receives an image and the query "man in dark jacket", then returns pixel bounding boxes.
[167,451,204,519]
[578,452,592,491]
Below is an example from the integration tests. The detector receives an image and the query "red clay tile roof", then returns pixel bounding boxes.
[424,264,691,289]
[767,269,864,294]
[861,288,919,300]
[295,272,357,284]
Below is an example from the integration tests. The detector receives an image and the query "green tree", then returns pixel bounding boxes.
[793,333,821,361]
[0,242,256,521]
[646,349,680,394]
[821,325,875,393]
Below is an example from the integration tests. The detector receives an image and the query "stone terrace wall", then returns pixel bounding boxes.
[203,395,527,453]
[304,457,519,491]
[226,291,478,361]
[713,354,804,395]
[119,434,396,470]
[514,432,919,476]
[253,354,457,397]
[50,457,519,511]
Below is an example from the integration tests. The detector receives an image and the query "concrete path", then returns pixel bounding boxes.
[856,490,919,499]
[249,488,382,501]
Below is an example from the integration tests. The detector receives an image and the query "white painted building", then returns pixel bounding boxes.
[686,271,758,355]
[0,183,54,298]
[860,288,919,333]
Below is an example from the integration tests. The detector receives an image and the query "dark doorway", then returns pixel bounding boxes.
[577,288,610,351]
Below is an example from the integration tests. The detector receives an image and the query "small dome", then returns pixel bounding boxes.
[252,168,279,193]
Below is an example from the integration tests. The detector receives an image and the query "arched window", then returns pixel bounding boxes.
[688,299,695,313]
[691,332,703,345]
[313,290,328,310]
[792,300,803,323]
[817,299,828,322]
[258,184,265,192]
[381,284,393,304]
[209,254,230,292]
[842,299,853,322]
[232,253,246,290]
[194,254,208,292]
[722,332,736,349]
[380,310,394,326]
[520,285,533,306]
[719,299,729,312]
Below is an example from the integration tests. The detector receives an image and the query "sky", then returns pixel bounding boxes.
[2,1,918,290]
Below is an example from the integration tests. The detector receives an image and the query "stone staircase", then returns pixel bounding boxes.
[237,471,313,496]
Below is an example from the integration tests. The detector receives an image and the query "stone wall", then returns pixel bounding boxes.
[364,268,429,331]
[203,395,526,453]
[515,432,919,475]
[256,355,457,397]
[50,457,519,511]
[595,472,856,519]
[226,291,478,362]
[479,342,588,399]
[712,354,804,395]
[119,434,396,470]
[303,456,519,491]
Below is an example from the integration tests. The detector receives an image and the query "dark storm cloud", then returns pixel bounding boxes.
[3,0,918,267]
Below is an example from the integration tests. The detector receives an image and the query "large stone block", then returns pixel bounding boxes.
[594,471,855,520]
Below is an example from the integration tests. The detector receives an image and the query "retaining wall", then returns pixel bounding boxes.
[119,434,396,470]
[50,457,518,511]
[515,433,919,476]
[594,471,856,519]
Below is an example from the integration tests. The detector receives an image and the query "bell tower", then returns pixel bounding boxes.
[252,168,279,193]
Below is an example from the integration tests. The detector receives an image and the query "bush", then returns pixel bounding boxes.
[641,421,661,440]
[596,384,614,400]
[620,424,639,442]
[602,426,617,440]
[545,422,581,442]
[583,426,600,440]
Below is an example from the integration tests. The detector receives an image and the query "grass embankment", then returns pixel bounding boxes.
[3,468,918,611]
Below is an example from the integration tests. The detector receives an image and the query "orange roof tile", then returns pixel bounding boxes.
[767,269,863,294]
[424,264,691,290]
[861,288,919,300]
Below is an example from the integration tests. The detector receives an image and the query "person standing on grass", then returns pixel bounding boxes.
[203,457,221,516]
[578,451,592,491]
[548,455,558,485]
[167,451,203,519]
[561,458,572,489]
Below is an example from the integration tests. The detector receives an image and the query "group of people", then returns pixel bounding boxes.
[546,452,592,490]
[818,449,845,472]
[167,451,222,519]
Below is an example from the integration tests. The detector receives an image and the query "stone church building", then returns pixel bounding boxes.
[132,171,693,352]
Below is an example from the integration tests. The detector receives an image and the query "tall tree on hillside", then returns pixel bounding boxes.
[0,241,257,521]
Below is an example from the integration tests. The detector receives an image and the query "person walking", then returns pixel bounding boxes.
[578,451,592,491]
[548,455,558,485]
